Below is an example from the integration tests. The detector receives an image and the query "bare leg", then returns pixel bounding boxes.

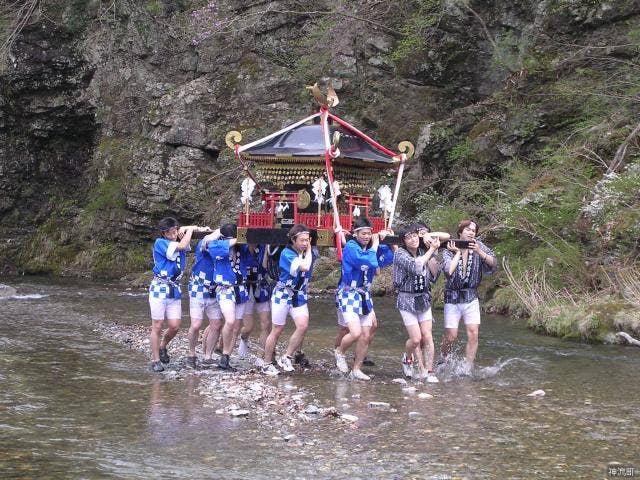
[405,323,422,370]
[440,327,459,359]
[465,324,479,365]
[201,325,209,353]
[420,320,435,372]
[337,321,362,355]
[204,319,222,359]
[187,317,203,356]
[241,309,255,341]
[220,308,237,356]
[334,326,348,349]
[285,315,309,357]
[230,319,242,352]
[368,311,378,348]
[161,318,181,349]
[258,309,271,349]
[150,320,163,361]
[264,324,285,363]
[352,326,371,371]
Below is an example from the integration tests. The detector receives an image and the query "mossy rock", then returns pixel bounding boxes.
[528,298,634,342]
[613,308,640,337]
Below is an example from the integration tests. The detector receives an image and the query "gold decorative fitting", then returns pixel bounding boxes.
[297,190,311,209]
[332,131,341,149]
[398,141,415,159]
[225,131,242,150]
[306,81,340,108]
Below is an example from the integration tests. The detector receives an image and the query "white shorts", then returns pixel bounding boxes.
[244,295,271,315]
[149,298,181,321]
[271,301,309,326]
[189,297,222,321]
[399,308,433,327]
[443,298,481,329]
[218,297,246,320]
[337,309,374,328]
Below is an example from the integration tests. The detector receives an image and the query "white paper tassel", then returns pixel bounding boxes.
[377,185,393,214]
[353,205,361,217]
[312,178,328,204]
[276,202,289,214]
[240,177,256,205]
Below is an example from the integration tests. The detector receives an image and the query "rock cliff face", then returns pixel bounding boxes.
[0,0,638,280]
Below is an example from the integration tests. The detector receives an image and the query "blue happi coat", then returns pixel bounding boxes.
[271,245,317,308]
[188,239,217,299]
[242,244,271,303]
[208,239,250,304]
[336,239,393,315]
[149,237,188,299]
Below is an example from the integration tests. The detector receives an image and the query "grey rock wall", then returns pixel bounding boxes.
[0,0,637,276]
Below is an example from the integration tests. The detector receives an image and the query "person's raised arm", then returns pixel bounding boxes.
[370,232,380,253]
[298,242,313,272]
[379,228,397,252]
[446,240,462,276]
[202,228,221,249]
[180,225,212,234]
[175,226,195,251]
[334,226,348,247]
[415,236,440,273]
[427,231,451,242]
[262,244,270,269]
[470,240,497,268]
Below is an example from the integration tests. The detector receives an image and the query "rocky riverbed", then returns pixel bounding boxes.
[94,321,365,436]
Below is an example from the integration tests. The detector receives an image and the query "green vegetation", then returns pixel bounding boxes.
[145,0,163,16]
[391,0,443,63]
[409,12,640,342]
[85,179,126,213]
[291,16,335,84]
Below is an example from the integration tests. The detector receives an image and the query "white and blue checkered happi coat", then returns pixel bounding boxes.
[215,284,248,304]
[149,237,186,299]
[272,284,309,308]
[188,239,216,299]
[188,273,214,299]
[150,277,180,299]
[336,288,373,315]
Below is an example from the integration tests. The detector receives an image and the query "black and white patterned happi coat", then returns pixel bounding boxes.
[392,247,440,313]
[441,240,497,304]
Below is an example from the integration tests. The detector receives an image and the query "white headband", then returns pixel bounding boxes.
[289,230,310,238]
[352,226,372,233]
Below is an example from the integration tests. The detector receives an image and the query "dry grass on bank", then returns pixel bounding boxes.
[503,258,640,341]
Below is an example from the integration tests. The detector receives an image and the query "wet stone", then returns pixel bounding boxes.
[305,405,320,414]
[527,389,546,397]
[340,414,359,422]
[368,401,391,410]
[230,409,250,417]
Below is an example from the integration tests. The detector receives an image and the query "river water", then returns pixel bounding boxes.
[0,277,638,479]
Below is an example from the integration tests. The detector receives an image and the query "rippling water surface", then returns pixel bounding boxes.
[1,277,638,479]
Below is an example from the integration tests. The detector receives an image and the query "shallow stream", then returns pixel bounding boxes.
[1,278,638,479]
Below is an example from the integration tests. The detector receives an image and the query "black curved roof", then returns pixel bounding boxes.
[242,123,396,164]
